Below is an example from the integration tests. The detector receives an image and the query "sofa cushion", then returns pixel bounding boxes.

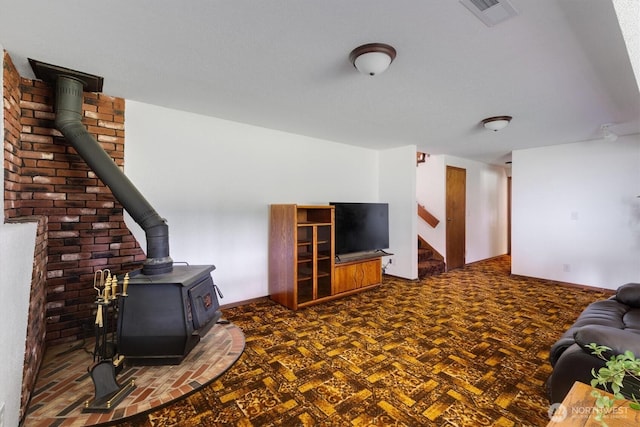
[571,299,630,329]
[574,324,640,358]
[549,300,632,365]
[623,310,640,334]
[615,283,640,308]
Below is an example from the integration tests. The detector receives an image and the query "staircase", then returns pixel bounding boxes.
[416,203,445,278]
[418,237,446,279]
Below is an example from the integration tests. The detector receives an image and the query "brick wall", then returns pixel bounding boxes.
[17,77,146,345]
[4,51,22,216]
[4,51,49,422]
[3,52,150,417]
[3,49,147,417]
[3,50,145,345]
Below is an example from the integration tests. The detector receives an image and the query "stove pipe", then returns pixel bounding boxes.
[54,75,173,275]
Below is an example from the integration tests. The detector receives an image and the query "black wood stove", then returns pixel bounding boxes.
[24,60,233,416]
[117,264,222,365]
[29,61,226,368]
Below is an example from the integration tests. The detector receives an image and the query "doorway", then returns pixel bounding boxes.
[507,176,512,255]
[446,166,466,270]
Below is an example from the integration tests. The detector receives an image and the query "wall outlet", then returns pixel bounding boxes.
[389,258,393,264]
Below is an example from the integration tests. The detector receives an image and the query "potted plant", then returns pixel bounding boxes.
[587,343,640,426]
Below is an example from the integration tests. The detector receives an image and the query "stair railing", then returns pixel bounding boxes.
[417,203,439,228]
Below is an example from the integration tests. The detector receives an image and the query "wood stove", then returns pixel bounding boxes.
[29,60,225,368]
[117,265,222,365]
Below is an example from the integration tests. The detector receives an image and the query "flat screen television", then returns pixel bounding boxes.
[331,202,389,255]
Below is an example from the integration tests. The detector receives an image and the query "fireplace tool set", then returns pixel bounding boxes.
[84,269,136,412]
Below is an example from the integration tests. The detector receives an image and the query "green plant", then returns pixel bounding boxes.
[587,343,640,426]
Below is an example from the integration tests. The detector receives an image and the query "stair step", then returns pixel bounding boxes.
[418,247,434,261]
[418,259,446,278]
[417,237,445,278]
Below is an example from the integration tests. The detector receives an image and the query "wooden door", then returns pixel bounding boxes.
[507,176,512,255]
[446,166,466,270]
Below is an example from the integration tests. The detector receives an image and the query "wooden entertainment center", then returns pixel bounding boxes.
[268,204,384,310]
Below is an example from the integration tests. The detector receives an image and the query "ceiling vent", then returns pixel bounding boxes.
[460,0,518,27]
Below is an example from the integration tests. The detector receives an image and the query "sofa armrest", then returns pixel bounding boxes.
[615,283,640,307]
[574,325,640,357]
[549,336,579,366]
[547,343,607,403]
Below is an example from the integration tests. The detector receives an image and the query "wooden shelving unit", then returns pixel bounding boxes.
[269,204,385,310]
[269,204,334,310]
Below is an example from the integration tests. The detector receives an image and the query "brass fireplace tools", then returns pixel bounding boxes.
[83,269,136,412]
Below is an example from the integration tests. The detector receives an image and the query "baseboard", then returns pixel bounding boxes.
[220,296,270,310]
[509,273,615,295]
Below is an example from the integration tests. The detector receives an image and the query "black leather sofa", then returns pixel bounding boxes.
[547,282,640,403]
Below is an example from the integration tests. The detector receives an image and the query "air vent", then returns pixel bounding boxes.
[460,0,518,27]
[470,0,499,11]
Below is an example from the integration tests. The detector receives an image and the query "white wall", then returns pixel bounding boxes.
[379,145,418,279]
[416,155,509,265]
[1,46,2,213]
[512,134,640,289]
[0,223,36,427]
[1,50,37,423]
[125,100,416,303]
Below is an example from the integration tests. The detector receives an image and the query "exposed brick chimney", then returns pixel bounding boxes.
[4,52,147,346]
[4,50,153,420]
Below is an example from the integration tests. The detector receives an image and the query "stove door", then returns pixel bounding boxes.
[188,276,221,330]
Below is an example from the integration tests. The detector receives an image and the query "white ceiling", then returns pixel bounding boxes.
[1,0,638,165]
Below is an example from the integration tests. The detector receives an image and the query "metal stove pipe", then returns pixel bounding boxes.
[54,75,173,275]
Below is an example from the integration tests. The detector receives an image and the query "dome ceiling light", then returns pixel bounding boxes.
[349,43,397,76]
[481,115,512,131]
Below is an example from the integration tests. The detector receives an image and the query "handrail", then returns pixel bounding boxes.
[417,204,439,228]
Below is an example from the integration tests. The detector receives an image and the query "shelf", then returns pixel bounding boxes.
[269,204,335,310]
[298,252,313,263]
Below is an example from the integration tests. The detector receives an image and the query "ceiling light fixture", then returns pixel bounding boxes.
[481,115,512,131]
[349,43,397,76]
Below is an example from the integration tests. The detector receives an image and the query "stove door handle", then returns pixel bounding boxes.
[213,284,224,299]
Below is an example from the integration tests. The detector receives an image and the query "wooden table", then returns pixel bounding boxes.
[547,381,640,426]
